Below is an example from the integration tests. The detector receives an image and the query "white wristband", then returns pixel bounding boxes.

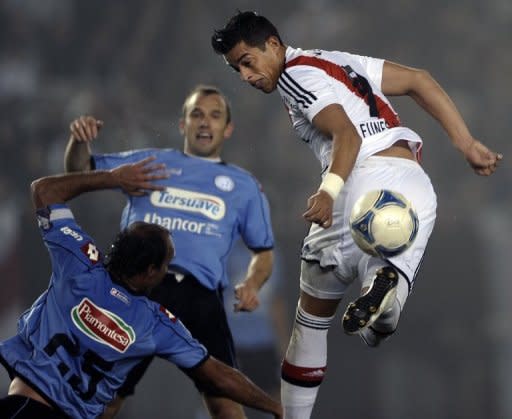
[319,173,344,200]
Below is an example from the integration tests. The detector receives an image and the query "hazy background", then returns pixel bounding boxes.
[1,1,511,418]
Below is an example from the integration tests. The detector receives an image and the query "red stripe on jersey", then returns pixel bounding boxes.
[281,359,326,384]
[286,56,401,128]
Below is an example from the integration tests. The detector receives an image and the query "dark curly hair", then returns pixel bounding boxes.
[211,11,283,55]
[104,222,172,280]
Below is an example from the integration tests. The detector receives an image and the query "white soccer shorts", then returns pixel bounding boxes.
[300,155,437,301]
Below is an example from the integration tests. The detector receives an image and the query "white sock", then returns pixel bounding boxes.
[281,306,334,419]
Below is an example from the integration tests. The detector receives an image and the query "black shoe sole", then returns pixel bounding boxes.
[342,266,398,335]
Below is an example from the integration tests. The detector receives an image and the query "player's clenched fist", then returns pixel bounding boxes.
[70,115,104,142]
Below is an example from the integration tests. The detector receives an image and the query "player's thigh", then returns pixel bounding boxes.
[299,260,347,316]
[350,157,437,294]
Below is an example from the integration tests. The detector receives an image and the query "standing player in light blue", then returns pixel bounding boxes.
[64,85,275,419]
[0,160,283,419]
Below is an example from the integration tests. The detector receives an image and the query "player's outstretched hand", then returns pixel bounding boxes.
[70,115,104,142]
[303,190,334,229]
[233,281,260,312]
[111,156,168,196]
[463,139,503,176]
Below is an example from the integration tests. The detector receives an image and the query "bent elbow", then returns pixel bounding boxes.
[30,177,55,209]
[408,68,435,95]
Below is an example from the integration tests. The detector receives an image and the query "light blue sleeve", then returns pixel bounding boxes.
[152,305,209,369]
[93,149,158,170]
[239,177,274,251]
[38,204,102,284]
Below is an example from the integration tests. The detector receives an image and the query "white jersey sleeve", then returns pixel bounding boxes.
[279,65,339,122]
[348,54,385,89]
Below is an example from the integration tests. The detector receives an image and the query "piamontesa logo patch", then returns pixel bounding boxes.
[150,187,225,220]
[71,299,135,353]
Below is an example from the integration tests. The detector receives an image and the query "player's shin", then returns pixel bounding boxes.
[281,306,334,419]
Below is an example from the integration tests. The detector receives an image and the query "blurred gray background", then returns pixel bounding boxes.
[1,1,511,418]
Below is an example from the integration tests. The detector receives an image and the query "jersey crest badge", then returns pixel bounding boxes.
[71,298,136,353]
[81,242,100,264]
[159,305,177,322]
[214,175,234,192]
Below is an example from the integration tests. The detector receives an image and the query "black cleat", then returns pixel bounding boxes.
[342,266,398,335]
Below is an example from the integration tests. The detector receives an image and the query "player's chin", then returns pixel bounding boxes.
[261,86,275,94]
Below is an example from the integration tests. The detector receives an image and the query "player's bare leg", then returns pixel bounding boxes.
[281,282,340,419]
[203,395,246,419]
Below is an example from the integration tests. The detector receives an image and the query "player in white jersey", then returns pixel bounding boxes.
[212,11,502,419]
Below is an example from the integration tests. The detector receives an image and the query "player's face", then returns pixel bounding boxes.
[224,38,283,94]
[180,93,233,158]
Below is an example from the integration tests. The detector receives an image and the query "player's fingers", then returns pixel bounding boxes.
[126,189,146,196]
[69,120,81,140]
[91,119,100,138]
[302,204,322,219]
[135,156,158,167]
[73,120,89,142]
[142,163,167,174]
[140,181,165,191]
[321,216,333,229]
[80,116,94,139]
[145,173,169,182]
[476,167,492,176]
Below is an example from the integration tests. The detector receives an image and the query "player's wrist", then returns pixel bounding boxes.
[319,172,344,200]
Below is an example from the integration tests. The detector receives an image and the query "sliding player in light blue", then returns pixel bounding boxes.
[0,159,282,419]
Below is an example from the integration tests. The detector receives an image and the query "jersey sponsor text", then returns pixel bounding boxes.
[71,298,135,353]
[144,212,207,234]
[150,187,225,220]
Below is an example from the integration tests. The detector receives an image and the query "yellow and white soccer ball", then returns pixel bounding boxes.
[349,190,419,258]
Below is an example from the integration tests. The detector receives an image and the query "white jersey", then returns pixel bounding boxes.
[277,46,423,173]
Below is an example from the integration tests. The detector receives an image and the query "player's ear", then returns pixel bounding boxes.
[178,118,185,135]
[223,121,234,139]
[266,36,281,51]
[145,264,159,282]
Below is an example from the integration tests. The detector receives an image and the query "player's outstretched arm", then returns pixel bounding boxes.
[32,157,167,208]
[189,356,283,418]
[64,115,104,172]
[381,61,502,175]
[234,249,274,312]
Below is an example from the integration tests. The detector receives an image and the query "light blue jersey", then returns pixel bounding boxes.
[0,204,208,418]
[93,149,274,290]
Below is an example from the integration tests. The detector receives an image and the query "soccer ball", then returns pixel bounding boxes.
[349,190,419,258]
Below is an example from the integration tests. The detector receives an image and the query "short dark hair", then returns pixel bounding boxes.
[104,222,172,280]
[211,11,283,55]
[182,84,232,124]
